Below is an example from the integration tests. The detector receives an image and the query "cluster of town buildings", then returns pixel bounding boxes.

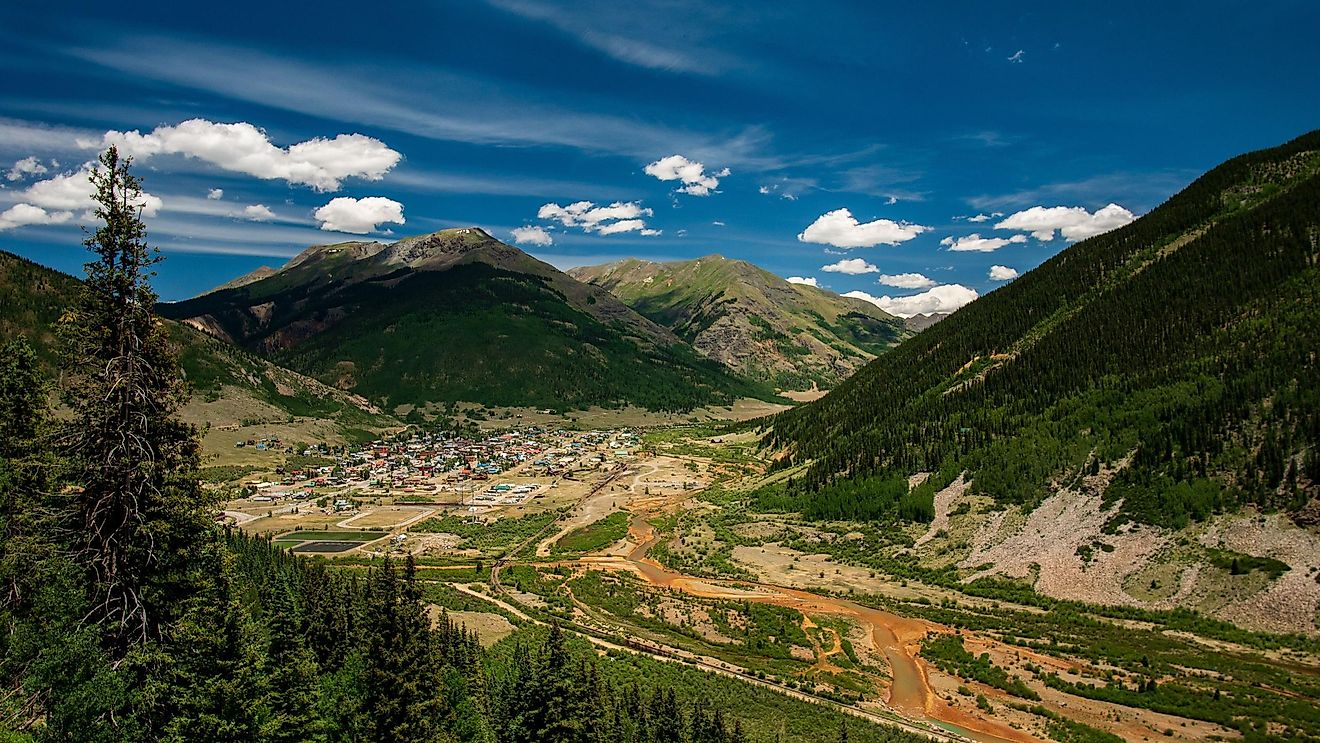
[240,427,641,513]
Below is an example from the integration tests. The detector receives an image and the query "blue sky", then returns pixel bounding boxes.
[1,1,1317,311]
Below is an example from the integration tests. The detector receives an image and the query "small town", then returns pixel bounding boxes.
[219,425,647,554]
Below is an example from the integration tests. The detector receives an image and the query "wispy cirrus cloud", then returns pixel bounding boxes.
[481,0,746,76]
[968,171,1191,212]
[66,38,780,168]
[0,117,94,159]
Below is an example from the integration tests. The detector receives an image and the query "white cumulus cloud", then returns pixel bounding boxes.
[643,154,729,196]
[80,119,402,192]
[939,233,1028,252]
[597,219,647,235]
[786,276,818,287]
[510,225,554,246]
[995,203,1135,242]
[207,188,224,199]
[988,265,1020,281]
[798,208,928,248]
[21,164,162,218]
[6,156,48,181]
[242,204,276,221]
[313,196,404,234]
[0,203,73,231]
[844,284,978,318]
[820,258,879,275]
[877,272,937,289]
[537,200,657,235]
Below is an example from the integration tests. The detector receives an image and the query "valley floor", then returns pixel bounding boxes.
[215,425,1320,743]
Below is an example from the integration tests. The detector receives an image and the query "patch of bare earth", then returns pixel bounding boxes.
[635,597,736,644]
[958,467,1171,607]
[915,474,968,547]
[1203,513,1320,635]
[426,606,516,647]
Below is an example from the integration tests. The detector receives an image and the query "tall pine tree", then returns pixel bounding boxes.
[59,146,218,650]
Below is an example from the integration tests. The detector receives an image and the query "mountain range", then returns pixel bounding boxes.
[5,229,923,420]
[159,228,769,413]
[568,255,908,389]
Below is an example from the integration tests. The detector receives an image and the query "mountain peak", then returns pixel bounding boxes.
[381,226,509,267]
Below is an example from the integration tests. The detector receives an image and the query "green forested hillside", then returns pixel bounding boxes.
[0,250,381,422]
[766,131,1320,527]
[164,230,766,412]
[0,250,82,367]
[570,255,908,389]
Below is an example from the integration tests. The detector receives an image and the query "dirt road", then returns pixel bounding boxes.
[580,515,1036,743]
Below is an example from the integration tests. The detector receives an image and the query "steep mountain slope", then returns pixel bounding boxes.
[0,250,381,423]
[570,255,908,388]
[0,248,78,368]
[760,133,1320,627]
[208,265,277,293]
[164,229,763,411]
[770,131,1320,518]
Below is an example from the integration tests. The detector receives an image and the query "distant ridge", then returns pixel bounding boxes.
[903,312,948,332]
[570,254,908,389]
[207,265,277,294]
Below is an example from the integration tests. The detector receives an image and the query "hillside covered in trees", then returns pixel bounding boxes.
[0,250,383,424]
[766,131,1320,529]
[161,230,768,413]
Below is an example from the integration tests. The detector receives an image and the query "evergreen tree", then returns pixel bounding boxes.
[0,337,52,618]
[151,543,266,742]
[261,574,324,743]
[59,146,218,649]
[356,556,440,742]
[649,688,684,743]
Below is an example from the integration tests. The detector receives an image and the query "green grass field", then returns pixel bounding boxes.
[552,511,630,554]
